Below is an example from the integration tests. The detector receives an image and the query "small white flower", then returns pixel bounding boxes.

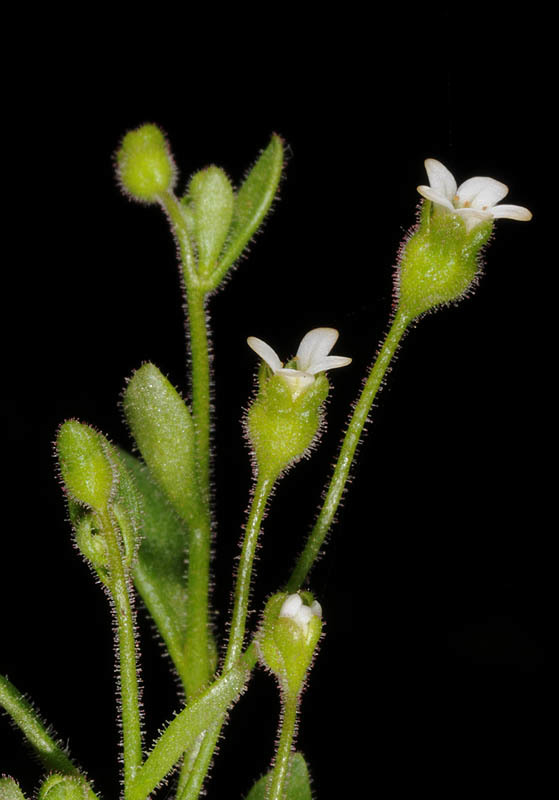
[247,327,351,400]
[279,593,322,634]
[417,158,532,233]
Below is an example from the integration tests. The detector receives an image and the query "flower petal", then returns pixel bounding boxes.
[306,355,352,375]
[424,158,457,201]
[280,593,303,619]
[417,184,455,211]
[456,176,508,211]
[454,207,493,232]
[276,369,315,399]
[490,203,533,221]
[296,328,339,373]
[247,336,283,372]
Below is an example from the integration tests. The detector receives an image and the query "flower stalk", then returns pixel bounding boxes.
[288,309,410,591]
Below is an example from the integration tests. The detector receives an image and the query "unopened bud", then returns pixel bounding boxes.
[116,123,176,204]
[257,591,323,696]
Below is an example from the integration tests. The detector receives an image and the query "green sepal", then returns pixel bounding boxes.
[187,166,234,279]
[120,449,190,677]
[397,202,493,319]
[207,133,284,289]
[37,775,89,800]
[247,373,329,481]
[56,421,116,512]
[244,752,312,800]
[123,363,200,525]
[73,513,110,585]
[0,778,28,800]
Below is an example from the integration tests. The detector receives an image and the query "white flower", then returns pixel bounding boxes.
[247,327,351,400]
[279,593,322,635]
[417,158,532,233]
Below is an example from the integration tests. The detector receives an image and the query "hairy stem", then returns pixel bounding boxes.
[101,510,143,794]
[131,646,257,800]
[225,473,276,670]
[267,694,299,800]
[178,475,276,800]
[287,309,411,591]
[160,191,214,701]
[0,676,99,799]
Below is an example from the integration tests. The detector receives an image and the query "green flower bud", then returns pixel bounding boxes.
[116,123,176,204]
[0,777,27,800]
[398,157,532,320]
[56,420,116,511]
[257,591,323,696]
[246,328,351,479]
[37,775,88,800]
[187,166,234,279]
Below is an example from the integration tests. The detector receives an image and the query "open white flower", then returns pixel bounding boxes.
[279,593,322,635]
[247,327,351,400]
[417,158,532,233]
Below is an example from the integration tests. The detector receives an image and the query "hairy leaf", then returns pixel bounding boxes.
[244,752,312,800]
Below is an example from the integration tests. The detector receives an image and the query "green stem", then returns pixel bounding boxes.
[183,512,213,698]
[267,693,299,800]
[287,309,411,591]
[225,472,276,670]
[178,475,276,800]
[130,646,257,800]
[101,511,143,794]
[185,286,212,511]
[0,676,99,799]
[159,191,213,700]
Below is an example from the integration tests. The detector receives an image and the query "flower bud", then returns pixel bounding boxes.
[187,166,234,278]
[0,777,27,800]
[116,123,176,204]
[257,591,323,696]
[37,775,88,800]
[56,420,116,512]
[396,202,493,319]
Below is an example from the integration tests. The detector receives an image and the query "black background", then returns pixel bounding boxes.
[1,12,550,799]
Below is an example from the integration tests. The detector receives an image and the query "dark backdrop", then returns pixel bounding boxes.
[1,13,549,799]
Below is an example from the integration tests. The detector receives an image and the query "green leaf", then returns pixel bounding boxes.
[208,133,284,290]
[123,363,200,526]
[0,778,27,800]
[244,752,312,800]
[119,449,190,677]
